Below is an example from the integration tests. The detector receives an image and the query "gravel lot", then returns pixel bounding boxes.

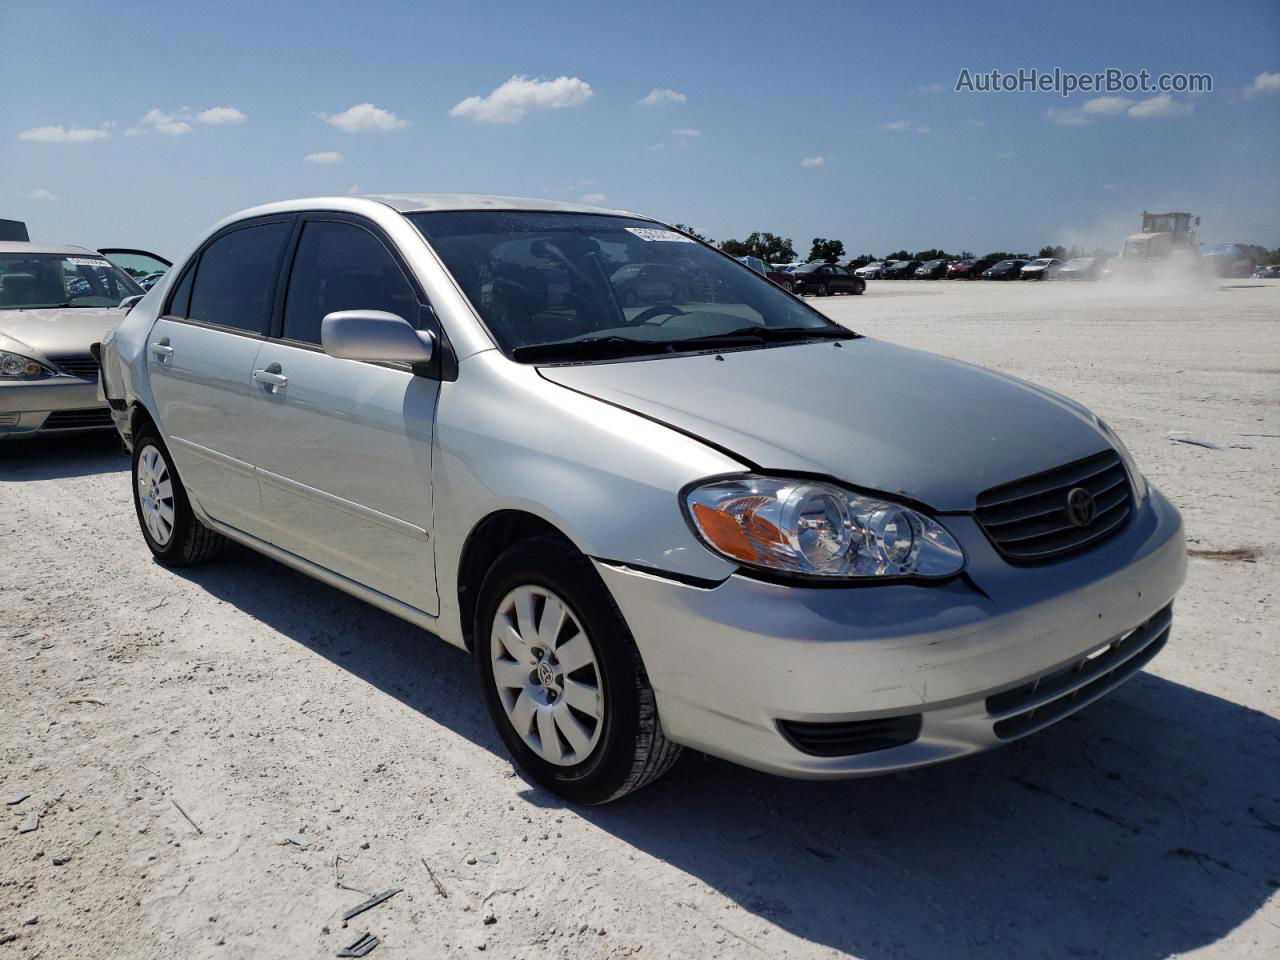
[2,278,1277,960]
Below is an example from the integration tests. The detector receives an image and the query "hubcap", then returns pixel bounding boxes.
[136,444,175,547]
[490,585,604,767]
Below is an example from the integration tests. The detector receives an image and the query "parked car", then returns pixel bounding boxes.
[1,241,165,437]
[100,194,1185,803]
[853,261,890,279]
[1057,257,1104,281]
[1251,264,1280,279]
[1020,258,1062,280]
[914,259,951,279]
[982,259,1030,280]
[946,257,997,279]
[736,256,767,276]
[611,262,698,305]
[789,261,865,296]
[881,260,923,280]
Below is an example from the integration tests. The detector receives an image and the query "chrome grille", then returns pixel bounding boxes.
[986,604,1172,740]
[47,353,99,382]
[975,450,1132,562]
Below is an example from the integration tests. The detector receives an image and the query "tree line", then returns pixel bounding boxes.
[671,226,1280,268]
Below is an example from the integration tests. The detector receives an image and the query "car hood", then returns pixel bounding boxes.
[538,338,1111,511]
[0,307,124,360]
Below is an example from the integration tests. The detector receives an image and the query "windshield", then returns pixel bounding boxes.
[409,211,850,362]
[0,252,141,309]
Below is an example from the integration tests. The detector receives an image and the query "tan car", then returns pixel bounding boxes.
[0,242,168,437]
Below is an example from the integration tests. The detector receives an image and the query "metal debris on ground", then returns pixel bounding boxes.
[336,932,379,957]
[1167,434,1222,450]
[281,834,310,849]
[4,792,30,806]
[341,888,402,925]
[170,798,204,835]
[421,858,448,898]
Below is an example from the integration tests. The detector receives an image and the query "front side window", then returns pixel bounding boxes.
[409,211,852,363]
[0,253,141,309]
[282,220,418,345]
[187,221,290,333]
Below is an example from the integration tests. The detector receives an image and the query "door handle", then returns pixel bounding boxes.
[150,340,174,361]
[253,366,288,393]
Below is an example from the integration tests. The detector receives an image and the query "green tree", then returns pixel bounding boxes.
[1037,245,1067,259]
[845,253,878,269]
[671,223,712,244]
[808,238,846,263]
[913,249,951,262]
[886,249,914,261]
[719,232,796,262]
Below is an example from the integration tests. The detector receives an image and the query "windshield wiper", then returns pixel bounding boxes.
[668,325,857,350]
[511,336,673,363]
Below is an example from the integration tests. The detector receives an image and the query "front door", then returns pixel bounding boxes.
[248,216,440,615]
[146,219,291,535]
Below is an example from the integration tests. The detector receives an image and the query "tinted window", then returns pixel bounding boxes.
[282,220,418,345]
[166,265,195,317]
[188,221,289,333]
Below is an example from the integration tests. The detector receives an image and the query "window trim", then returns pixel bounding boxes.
[159,215,295,338]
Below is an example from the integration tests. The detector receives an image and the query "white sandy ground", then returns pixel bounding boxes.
[1,278,1277,960]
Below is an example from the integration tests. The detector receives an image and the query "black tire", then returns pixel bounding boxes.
[131,424,225,567]
[817,282,829,297]
[782,281,795,294]
[853,279,865,295]
[474,537,681,804]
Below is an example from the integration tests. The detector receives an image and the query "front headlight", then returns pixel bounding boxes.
[0,351,54,381]
[684,476,965,580]
[1096,418,1149,503]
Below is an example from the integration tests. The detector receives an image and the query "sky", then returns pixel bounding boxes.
[3,0,1278,260]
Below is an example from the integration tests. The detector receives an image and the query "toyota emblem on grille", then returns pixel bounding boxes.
[1065,487,1096,527]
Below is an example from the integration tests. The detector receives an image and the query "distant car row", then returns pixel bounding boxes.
[852,256,1106,281]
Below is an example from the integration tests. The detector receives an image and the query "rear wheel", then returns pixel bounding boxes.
[817,282,830,297]
[475,537,681,803]
[131,425,225,566]
[853,278,866,295]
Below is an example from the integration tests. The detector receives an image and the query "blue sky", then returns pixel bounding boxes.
[3,0,1278,259]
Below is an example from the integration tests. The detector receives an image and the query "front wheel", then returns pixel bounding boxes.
[475,538,681,803]
[853,279,866,295]
[817,282,830,297]
[132,425,225,566]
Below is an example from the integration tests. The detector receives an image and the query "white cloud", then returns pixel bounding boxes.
[1046,107,1089,126]
[995,150,1014,160]
[645,141,665,152]
[1127,94,1193,117]
[1244,71,1280,97]
[196,106,246,125]
[18,124,109,143]
[1082,95,1133,114]
[323,103,409,133]
[918,82,945,94]
[639,88,686,106]
[671,127,701,138]
[579,192,608,204]
[879,119,913,131]
[28,188,57,200]
[347,184,361,195]
[800,155,825,167]
[915,126,931,134]
[449,76,592,124]
[127,109,193,136]
[305,151,344,164]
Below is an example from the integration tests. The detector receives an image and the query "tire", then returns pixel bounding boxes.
[131,424,225,567]
[782,281,794,294]
[817,282,829,297]
[853,279,865,295]
[474,537,681,804]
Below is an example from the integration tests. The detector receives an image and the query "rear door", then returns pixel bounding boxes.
[247,214,440,614]
[146,219,291,536]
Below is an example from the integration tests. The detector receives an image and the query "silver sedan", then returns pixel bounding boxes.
[100,194,1186,802]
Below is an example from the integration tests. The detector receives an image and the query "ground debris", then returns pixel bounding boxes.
[1187,546,1261,563]
[336,932,379,957]
[341,888,401,925]
[170,798,203,835]
[4,791,30,806]
[1167,434,1222,450]
[421,858,448,899]
[17,812,39,834]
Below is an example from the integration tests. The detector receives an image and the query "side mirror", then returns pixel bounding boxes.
[321,310,434,366]
[120,295,144,313]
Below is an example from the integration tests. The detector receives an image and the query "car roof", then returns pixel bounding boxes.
[0,241,100,256]
[224,193,639,220]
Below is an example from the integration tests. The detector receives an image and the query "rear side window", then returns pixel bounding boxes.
[188,221,290,333]
[282,220,418,345]
[166,265,195,317]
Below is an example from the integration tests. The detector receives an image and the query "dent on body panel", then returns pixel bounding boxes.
[431,353,741,592]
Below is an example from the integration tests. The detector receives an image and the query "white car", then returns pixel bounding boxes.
[101,194,1186,803]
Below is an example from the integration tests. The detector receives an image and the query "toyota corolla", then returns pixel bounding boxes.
[99,195,1186,803]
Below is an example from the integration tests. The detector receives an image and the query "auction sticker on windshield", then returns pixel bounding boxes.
[626,227,695,243]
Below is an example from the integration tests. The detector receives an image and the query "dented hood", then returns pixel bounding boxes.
[538,338,1112,512]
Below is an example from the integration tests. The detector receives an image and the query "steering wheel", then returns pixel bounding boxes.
[629,304,687,325]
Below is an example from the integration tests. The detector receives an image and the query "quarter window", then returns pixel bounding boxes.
[187,221,290,334]
[282,220,418,345]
